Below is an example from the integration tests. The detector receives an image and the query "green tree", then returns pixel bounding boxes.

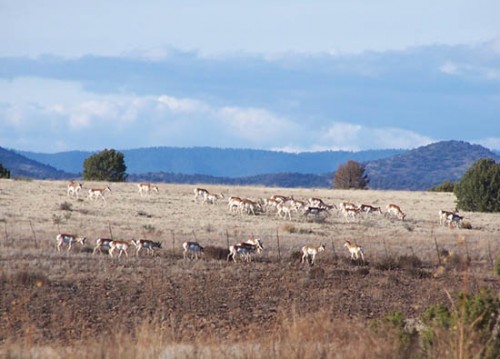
[0,163,10,179]
[333,160,369,189]
[454,158,500,212]
[83,149,128,182]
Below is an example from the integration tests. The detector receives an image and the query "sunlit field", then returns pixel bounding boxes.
[0,179,498,358]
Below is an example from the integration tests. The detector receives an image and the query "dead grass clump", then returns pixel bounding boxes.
[397,255,423,270]
[374,257,400,271]
[204,246,230,260]
[280,223,297,233]
[13,271,49,287]
[59,201,73,211]
[460,221,473,229]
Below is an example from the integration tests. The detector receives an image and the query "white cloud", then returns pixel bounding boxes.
[439,62,458,75]
[157,95,207,113]
[474,137,500,151]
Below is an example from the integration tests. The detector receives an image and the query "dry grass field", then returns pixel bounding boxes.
[0,178,498,358]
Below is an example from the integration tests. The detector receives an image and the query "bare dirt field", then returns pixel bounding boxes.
[0,179,498,358]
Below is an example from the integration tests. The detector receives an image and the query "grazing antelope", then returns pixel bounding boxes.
[227,238,264,262]
[88,185,111,201]
[447,213,464,229]
[263,197,281,212]
[93,237,113,255]
[344,240,365,263]
[56,233,87,252]
[276,199,299,220]
[308,197,336,210]
[228,196,243,213]
[137,183,159,197]
[182,241,204,260]
[67,181,83,198]
[386,204,406,221]
[301,244,326,265]
[194,187,209,202]
[203,192,224,205]
[133,239,162,256]
[239,198,262,215]
[439,209,458,226]
[339,201,358,213]
[359,204,383,215]
[303,206,331,217]
[109,240,131,258]
[343,207,361,222]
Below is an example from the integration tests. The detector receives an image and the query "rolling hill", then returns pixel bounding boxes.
[3,141,499,190]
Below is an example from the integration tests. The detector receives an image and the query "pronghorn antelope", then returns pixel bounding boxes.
[56,233,87,252]
[182,241,204,260]
[133,239,162,256]
[446,213,464,229]
[339,201,358,213]
[239,198,262,215]
[228,196,243,213]
[109,240,131,257]
[301,244,326,265]
[137,183,159,197]
[359,204,383,215]
[344,240,365,263]
[67,181,83,198]
[88,185,111,201]
[276,199,299,220]
[303,206,330,217]
[227,238,264,262]
[439,209,458,226]
[203,192,224,205]
[270,194,292,203]
[193,187,209,202]
[386,203,406,221]
[93,237,113,255]
[263,197,281,212]
[343,207,361,222]
[308,197,336,210]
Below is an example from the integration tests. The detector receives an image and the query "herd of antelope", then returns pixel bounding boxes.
[56,182,468,266]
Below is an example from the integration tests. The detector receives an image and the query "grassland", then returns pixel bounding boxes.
[0,179,498,358]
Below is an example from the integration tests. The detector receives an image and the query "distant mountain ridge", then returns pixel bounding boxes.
[366,140,500,190]
[3,141,499,190]
[17,147,403,177]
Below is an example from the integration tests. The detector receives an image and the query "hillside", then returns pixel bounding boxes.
[18,147,402,177]
[0,147,74,179]
[366,140,500,190]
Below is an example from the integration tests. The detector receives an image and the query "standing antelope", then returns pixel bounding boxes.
[301,244,326,265]
[182,241,204,260]
[93,237,113,255]
[133,239,162,256]
[137,183,159,197]
[67,181,83,198]
[359,204,383,215]
[56,233,87,252]
[194,187,209,202]
[109,240,131,257]
[227,238,264,262]
[88,185,111,201]
[344,240,365,263]
[203,192,224,205]
[386,204,406,221]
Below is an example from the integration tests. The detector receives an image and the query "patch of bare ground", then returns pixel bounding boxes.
[0,179,498,357]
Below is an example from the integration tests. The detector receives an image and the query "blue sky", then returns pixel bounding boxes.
[1,1,499,153]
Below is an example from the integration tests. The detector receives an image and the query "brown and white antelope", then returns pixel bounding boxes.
[339,201,358,213]
[239,198,262,215]
[386,203,406,221]
[67,181,83,198]
[109,240,131,257]
[308,197,336,210]
[182,241,204,260]
[228,196,243,213]
[137,183,159,197]
[446,212,464,229]
[203,192,224,205]
[359,204,383,215]
[301,244,326,265]
[270,194,292,203]
[344,240,365,263]
[193,187,209,202]
[439,209,459,226]
[227,238,264,262]
[93,237,113,255]
[276,199,300,220]
[343,207,361,222]
[88,185,111,201]
[56,233,87,252]
[133,239,162,256]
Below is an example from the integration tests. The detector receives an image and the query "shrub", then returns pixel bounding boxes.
[454,158,500,212]
[83,148,128,182]
[333,160,369,189]
[0,163,10,179]
[429,180,455,192]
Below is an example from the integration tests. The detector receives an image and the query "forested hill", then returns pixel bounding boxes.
[366,140,500,190]
[17,147,402,177]
[0,147,74,179]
